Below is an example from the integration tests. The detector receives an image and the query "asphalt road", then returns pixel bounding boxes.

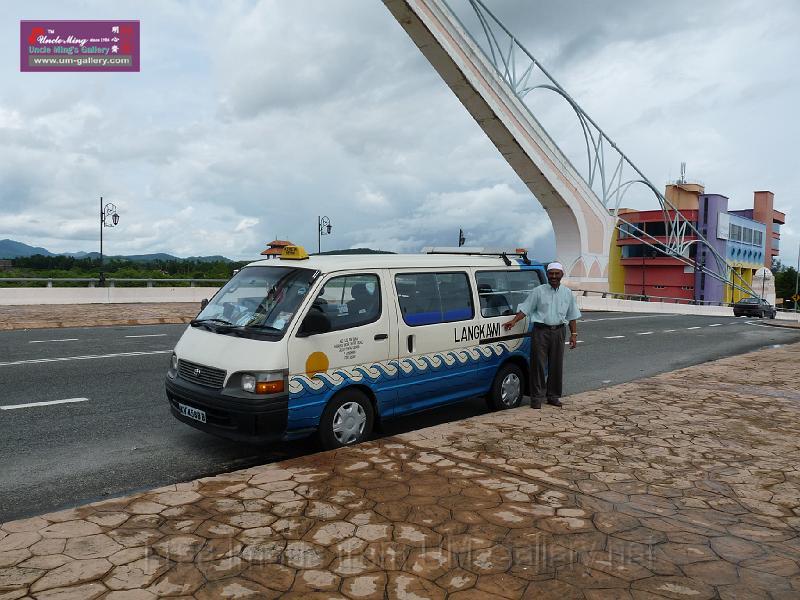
[1,313,798,522]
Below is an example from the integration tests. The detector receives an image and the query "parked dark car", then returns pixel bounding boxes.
[733,297,776,318]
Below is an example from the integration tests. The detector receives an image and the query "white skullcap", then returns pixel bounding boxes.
[546,262,564,272]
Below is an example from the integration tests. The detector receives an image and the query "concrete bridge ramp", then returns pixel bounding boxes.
[384,0,616,289]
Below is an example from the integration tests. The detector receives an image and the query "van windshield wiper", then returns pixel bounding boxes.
[190,318,234,328]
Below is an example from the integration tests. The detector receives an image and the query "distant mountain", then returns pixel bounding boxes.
[0,239,232,262]
[186,255,233,263]
[0,239,55,258]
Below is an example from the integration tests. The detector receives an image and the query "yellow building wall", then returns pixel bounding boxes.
[608,226,625,295]
[726,266,757,303]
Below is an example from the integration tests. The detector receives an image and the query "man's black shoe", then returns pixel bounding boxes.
[547,398,563,407]
[531,400,542,409]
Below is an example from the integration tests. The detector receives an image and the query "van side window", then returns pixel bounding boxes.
[312,274,381,331]
[476,270,544,318]
[395,272,474,326]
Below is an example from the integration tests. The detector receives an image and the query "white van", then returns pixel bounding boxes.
[165,247,546,449]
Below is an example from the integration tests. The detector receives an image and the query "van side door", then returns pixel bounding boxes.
[391,269,478,414]
[287,271,396,432]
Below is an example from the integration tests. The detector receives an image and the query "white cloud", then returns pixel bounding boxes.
[0,0,797,265]
[234,217,260,233]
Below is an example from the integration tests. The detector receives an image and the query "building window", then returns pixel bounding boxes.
[644,221,667,237]
[743,228,753,245]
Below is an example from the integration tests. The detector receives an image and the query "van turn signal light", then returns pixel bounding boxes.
[256,380,284,394]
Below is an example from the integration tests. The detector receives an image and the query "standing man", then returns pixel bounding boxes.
[503,262,580,408]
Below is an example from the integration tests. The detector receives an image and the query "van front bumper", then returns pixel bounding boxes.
[165,376,288,444]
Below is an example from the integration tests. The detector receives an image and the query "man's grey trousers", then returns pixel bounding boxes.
[530,324,566,402]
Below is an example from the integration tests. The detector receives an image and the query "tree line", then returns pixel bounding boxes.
[773,260,799,306]
[4,255,248,281]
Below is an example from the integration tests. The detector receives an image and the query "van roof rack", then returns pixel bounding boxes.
[421,247,532,266]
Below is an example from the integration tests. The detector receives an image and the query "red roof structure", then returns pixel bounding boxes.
[260,239,294,257]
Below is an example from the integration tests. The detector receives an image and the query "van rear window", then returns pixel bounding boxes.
[395,272,474,326]
[476,269,545,318]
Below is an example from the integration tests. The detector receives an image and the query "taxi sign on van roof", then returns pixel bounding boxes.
[280,245,309,260]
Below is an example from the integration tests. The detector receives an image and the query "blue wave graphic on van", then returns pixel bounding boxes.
[288,341,521,398]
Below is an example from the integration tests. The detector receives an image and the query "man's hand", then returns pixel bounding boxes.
[503,313,521,331]
[569,332,578,349]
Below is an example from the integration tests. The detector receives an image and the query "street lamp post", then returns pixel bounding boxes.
[795,243,799,313]
[318,216,332,254]
[99,197,120,287]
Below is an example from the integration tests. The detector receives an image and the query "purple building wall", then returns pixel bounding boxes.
[695,194,728,304]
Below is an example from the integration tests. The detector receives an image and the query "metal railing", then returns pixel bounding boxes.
[573,289,732,307]
[574,288,799,314]
[0,278,227,288]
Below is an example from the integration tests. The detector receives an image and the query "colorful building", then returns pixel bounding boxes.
[610,184,782,304]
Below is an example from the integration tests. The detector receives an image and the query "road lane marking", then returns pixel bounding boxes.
[636,332,654,335]
[28,339,79,344]
[580,314,677,323]
[604,335,625,339]
[687,326,701,330]
[708,324,722,327]
[663,329,677,333]
[1,398,88,410]
[564,340,585,344]
[124,334,167,338]
[0,350,172,368]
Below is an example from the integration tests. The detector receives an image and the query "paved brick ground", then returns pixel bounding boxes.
[0,304,197,330]
[1,343,799,599]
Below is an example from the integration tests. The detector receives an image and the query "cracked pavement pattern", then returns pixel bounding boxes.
[0,303,197,330]
[1,342,799,599]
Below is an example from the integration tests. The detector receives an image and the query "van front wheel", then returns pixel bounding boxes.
[488,363,524,411]
[319,389,374,450]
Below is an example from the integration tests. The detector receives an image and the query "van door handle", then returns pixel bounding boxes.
[407,334,414,353]
[374,333,388,341]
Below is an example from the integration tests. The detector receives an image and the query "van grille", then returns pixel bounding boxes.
[178,359,226,389]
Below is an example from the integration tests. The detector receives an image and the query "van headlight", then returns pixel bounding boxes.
[242,374,256,393]
[171,354,179,370]
[239,371,285,395]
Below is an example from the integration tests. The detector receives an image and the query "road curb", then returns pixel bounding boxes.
[0,316,193,331]
[760,319,800,330]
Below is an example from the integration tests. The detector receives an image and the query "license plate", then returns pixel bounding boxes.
[178,403,206,424]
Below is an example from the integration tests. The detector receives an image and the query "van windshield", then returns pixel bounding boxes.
[193,266,317,338]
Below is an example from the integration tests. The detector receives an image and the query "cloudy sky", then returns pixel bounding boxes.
[1,0,798,265]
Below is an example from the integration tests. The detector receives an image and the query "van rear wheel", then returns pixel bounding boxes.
[488,363,524,411]
[319,389,374,450]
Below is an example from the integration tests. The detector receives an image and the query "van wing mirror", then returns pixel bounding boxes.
[298,309,331,337]
[200,298,209,310]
